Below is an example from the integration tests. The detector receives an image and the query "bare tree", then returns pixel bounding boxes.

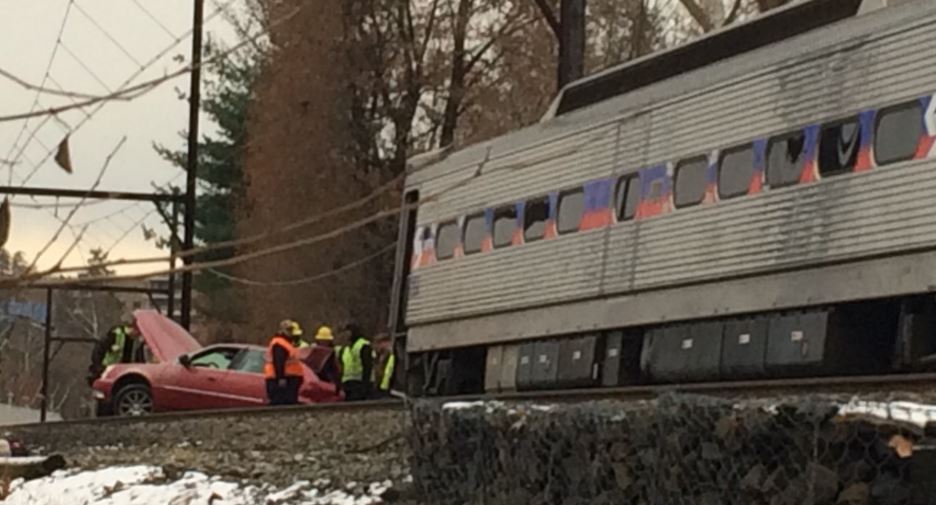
[677,0,792,33]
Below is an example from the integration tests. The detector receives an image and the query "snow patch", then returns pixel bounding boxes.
[4,466,396,505]
[442,401,486,410]
[839,399,936,428]
[0,455,55,466]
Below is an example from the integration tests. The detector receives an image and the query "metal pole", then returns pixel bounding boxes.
[557,0,586,89]
[168,195,179,321]
[40,288,52,423]
[181,0,205,330]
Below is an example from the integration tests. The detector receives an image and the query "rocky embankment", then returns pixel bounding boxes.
[5,404,410,498]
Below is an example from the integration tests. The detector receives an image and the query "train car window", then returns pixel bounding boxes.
[767,131,806,187]
[493,205,517,249]
[674,156,708,208]
[557,188,584,234]
[524,197,549,242]
[463,213,486,255]
[875,101,923,166]
[718,144,755,199]
[435,221,460,260]
[818,117,861,176]
[614,175,640,221]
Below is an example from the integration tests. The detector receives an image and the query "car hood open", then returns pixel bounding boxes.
[133,310,202,362]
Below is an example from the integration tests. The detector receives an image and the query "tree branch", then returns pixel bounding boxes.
[531,0,560,38]
[677,0,715,33]
[723,0,744,26]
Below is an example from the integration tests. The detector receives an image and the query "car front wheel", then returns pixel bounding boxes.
[113,384,153,417]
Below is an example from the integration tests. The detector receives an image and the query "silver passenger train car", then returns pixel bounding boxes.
[387,0,936,395]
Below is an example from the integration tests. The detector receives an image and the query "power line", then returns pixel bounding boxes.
[72,0,145,69]
[208,243,397,287]
[3,0,75,185]
[6,0,249,193]
[130,0,180,41]
[58,41,113,93]
[104,207,158,255]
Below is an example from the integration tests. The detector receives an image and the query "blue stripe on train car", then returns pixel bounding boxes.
[581,178,613,230]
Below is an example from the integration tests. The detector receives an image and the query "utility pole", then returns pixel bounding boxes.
[532,0,587,90]
[558,0,586,89]
[181,0,205,330]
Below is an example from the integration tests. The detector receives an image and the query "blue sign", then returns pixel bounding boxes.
[3,299,48,323]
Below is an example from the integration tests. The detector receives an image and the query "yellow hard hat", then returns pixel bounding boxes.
[314,325,334,341]
[279,319,303,337]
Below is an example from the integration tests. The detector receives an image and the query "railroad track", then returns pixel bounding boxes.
[8,372,936,430]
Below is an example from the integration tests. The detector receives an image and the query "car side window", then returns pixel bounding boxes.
[614,175,640,221]
[557,188,584,234]
[462,214,486,255]
[229,349,266,374]
[493,205,517,249]
[190,348,238,369]
[674,156,708,208]
[718,144,755,199]
[435,221,460,260]
[767,131,806,188]
[523,197,549,242]
[818,117,861,176]
[875,101,923,166]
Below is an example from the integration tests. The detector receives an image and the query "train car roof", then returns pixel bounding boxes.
[543,0,865,120]
[405,0,918,187]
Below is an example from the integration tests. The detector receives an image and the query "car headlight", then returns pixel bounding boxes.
[92,390,105,400]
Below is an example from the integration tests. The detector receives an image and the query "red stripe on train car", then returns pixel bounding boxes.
[544,220,558,240]
[580,209,613,230]
[916,135,936,160]
[799,160,817,183]
[855,146,873,172]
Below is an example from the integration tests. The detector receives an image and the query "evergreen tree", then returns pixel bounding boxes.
[155,40,266,321]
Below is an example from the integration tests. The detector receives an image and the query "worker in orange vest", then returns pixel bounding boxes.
[264,320,305,405]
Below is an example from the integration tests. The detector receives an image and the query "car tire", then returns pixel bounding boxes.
[113,384,153,417]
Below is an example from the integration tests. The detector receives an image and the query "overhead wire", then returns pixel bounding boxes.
[5,0,242,191]
[3,0,75,185]
[58,41,114,93]
[71,1,145,69]
[22,118,615,282]
[104,207,157,255]
[207,243,397,287]
[129,0,181,41]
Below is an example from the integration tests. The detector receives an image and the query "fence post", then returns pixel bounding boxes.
[40,288,53,423]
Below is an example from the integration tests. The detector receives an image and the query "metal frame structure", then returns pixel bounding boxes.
[36,284,171,422]
[0,186,184,422]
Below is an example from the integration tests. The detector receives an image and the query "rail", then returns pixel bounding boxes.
[8,372,936,429]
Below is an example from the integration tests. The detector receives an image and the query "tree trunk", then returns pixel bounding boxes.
[439,0,474,148]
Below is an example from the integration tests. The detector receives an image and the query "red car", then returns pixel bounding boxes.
[92,310,342,416]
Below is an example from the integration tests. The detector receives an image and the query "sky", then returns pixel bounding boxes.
[0,0,242,276]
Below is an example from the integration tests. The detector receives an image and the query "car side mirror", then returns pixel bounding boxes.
[179,355,192,368]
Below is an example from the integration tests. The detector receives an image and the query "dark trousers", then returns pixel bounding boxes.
[342,381,372,401]
[266,377,301,405]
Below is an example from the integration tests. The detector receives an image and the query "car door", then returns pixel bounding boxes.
[224,348,269,407]
[161,347,241,410]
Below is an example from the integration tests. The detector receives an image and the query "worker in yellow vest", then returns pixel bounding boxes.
[264,320,305,405]
[339,322,373,401]
[373,333,395,396]
[87,323,142,385]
